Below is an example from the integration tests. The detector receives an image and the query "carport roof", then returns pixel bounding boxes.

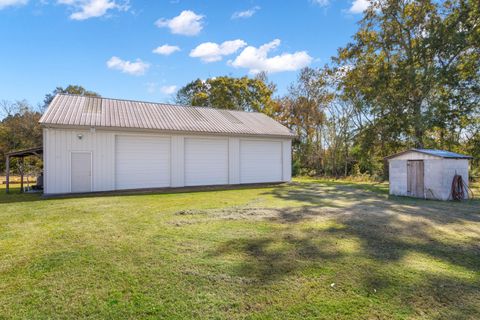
[386,149,473,160]
[6,146,43,157]
[39,94,294,138]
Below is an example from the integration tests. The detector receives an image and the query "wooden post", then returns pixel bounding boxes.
[5,155,9,194]
[20,157,24,193]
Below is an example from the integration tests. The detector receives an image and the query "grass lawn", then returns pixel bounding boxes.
[0,179,479,319]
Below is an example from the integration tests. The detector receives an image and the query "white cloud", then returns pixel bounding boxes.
[160,85,177,95]
[0,0,27,9]
[155,10,204,36]
[348,0,370,14]
[230,39,312,74]
[311,0,329,7]
[57,0,129,20]
[145,83,177,94]
[106,56,150,76]
[190,39,247,63]
[152,44,180,56]
[231,6,260,19]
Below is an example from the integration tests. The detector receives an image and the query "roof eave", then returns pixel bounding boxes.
[40,123,295,139]
[411,148,473,159]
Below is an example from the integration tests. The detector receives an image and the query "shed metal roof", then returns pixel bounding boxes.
[39,94,294,138]
[386,149,473,159]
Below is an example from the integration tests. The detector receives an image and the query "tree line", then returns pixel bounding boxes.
[1,0,479,179]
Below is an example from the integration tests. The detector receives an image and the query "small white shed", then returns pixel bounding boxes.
[39,94,294,195]
[386,149,472,200]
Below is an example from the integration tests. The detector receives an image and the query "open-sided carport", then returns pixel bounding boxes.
[4,146,43,193]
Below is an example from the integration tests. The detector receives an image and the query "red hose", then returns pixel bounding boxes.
[451,174,474,200]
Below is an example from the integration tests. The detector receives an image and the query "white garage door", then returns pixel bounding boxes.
[115,135,171,190]
[185,138,229,186]
[240,140,283,183]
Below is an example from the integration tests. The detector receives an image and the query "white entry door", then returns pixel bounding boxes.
[240,140,283,183]
[71,152,92,193]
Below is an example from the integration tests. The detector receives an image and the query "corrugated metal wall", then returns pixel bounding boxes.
[43,128,292,194]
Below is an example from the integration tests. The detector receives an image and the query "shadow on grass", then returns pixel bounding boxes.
[267,181,480,224]
[210,206,479,278]
[209,181,480,316]
[266,182,480,269]
[209,229,343,282]
[357,265,480,318]
[329,212,480,271]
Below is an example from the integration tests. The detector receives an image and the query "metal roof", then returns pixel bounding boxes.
[413,149,473,159]
[386,149,473,159]
[39,94,294,138]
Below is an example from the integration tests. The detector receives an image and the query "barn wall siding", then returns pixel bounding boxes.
[228,137,240,184]
[43,128,115,194]
[282,140,292,182]
[170,135,184,187]
[43,128,292,194]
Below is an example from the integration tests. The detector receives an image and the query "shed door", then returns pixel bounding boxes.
[71,152,92,193]
[407,160,424,198]
[184,138,229,186]
[115,135,171,190]
[240,140,282,183]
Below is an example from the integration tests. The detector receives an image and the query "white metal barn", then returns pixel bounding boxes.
[39,94,294,195]
[386,149,472,200]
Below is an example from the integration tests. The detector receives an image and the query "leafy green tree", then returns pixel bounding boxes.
[275,68,333,175]
[0,100,43,172]
[42,85,100,110]
[175,75,277,114]
[334,0,479,175]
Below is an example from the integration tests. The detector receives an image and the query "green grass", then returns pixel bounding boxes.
[0,180,479,319]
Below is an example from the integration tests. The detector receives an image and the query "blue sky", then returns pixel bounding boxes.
[0,0,368,107]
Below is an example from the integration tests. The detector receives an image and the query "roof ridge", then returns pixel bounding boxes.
[55,93,260,114]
